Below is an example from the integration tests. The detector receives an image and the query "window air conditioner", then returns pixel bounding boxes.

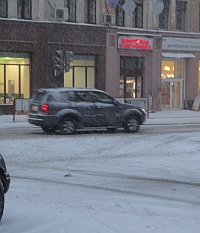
[103,14,115,25]
[55,8,68,21]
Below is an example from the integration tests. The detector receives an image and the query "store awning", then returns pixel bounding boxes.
[162,52,196,58]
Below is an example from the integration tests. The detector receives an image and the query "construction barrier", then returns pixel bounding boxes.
[13,98,31,121]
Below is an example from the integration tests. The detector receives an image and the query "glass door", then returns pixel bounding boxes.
[162,80,182,109]
[161,59,185,109]
[120,57,144,100]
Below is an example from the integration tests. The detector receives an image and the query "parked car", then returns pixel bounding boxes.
[0,154,10,222]
[28,88,146,134]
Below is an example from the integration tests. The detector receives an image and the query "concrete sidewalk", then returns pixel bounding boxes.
[0,110,200,126]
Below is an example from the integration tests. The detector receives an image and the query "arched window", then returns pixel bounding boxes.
[64,0,76,22]
[0,0,7,18]
[132,1,143,28]
[17,0,32,19]
[116,0,124,27]
[84,0,96,24]
[176,1,187,31]
[159,0,169,30]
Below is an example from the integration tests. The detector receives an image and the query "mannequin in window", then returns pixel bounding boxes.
[9,94,15,104]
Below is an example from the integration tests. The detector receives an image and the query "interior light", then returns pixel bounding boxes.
[164,66,170,71]
[0,57,24,60]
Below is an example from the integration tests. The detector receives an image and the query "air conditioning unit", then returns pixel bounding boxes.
[54,8,68,21]
[103,14,115,25]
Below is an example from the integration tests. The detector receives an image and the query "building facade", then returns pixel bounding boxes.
[0,0,200,114]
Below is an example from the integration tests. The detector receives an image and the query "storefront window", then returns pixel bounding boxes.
[120,57,144,99]
[64,55,95,88]
[161,60,184,79]
[0,53,30,104]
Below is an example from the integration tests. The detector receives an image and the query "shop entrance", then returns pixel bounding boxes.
[161,79,182,109]
[120,57,144,100]
[161,60,185,109]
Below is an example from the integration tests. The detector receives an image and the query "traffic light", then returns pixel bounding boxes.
[53,50,64,77]
[65,51,73,72]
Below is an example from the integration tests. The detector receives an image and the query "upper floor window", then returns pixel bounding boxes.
[17,0,32,19]
[64,0,76,22]
[159,0,169,30]
[0,0,7,17]
[132,1,143,28]
[116,0,125,26]
[176,1,187,31]
[85,0,96,24]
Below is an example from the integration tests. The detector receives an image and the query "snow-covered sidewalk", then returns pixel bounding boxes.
[0,110,200,126]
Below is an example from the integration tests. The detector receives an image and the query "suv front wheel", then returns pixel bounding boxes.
[124,116,140,133]
[59,117,76,135]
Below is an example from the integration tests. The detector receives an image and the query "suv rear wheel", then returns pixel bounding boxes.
[60,118,76,135]
[124,116,140,133]
[0,180,4,222]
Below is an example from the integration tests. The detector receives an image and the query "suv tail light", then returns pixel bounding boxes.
[41,104,49,113]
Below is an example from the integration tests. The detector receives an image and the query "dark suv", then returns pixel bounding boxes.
[28,88,146,134]
[0,154,10,222]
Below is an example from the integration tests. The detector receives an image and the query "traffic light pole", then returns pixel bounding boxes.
[52,50,73,87]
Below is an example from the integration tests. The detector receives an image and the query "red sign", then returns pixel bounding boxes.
[118,36,153,50]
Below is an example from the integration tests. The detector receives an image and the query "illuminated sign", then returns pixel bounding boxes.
[118,36,153,50]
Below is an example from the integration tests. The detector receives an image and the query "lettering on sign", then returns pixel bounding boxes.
[162,37,200,51]
[118,36,153,50]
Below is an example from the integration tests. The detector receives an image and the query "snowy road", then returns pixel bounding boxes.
[1,122,200,232]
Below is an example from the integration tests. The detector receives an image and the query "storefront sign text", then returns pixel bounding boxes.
[162,37,200,51]
[118,36,153,50]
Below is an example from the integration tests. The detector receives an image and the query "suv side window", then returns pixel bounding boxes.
[75,91,91,102]
[60,91,72,101]
[60,91,91,102]
[90,91,113,104]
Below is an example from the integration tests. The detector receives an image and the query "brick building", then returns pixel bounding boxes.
[0,0,200,114]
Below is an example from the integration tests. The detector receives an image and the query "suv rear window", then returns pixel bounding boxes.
[31,91,46,103]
